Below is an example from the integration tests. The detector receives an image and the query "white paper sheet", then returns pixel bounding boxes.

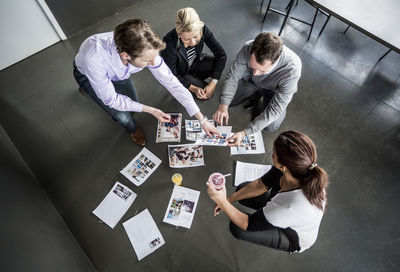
[120,147,162,186]
[163,185,200,228]
[156,113,182,142]
[230,131,266,155]
[92,182,136,229]
[195,126,232,146]
[234,161,272,186]
[168,144,204,168]
[123,209,165,261]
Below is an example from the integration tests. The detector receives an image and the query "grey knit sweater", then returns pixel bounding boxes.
[220,41,302,135]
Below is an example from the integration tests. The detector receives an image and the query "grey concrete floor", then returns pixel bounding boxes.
[1,0,400,271]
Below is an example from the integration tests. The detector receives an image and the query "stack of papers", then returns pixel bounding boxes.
[185,119,202,141]
[120,147,161,186]
[93,182,137,228]
[163,185,200,228]
[234,161,272,186]
[123,209,165,261]
[195,126,232,146]
[185,119,215,141]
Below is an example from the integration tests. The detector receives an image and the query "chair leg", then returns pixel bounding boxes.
[260,0,265,14]
[279,0,295,35]
[307,7,319,40]
[318,14,331,36]
[378,49,391,62]
[285,0,298,10]
[343,25,350,34]
[262,0,273,23]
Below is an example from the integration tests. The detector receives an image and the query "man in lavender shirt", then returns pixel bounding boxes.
[73,19,218,146]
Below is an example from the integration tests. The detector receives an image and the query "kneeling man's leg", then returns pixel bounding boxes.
[229,80,262,107]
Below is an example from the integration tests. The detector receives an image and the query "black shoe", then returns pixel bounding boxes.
[243,94,262,110]
[243,101,258,110]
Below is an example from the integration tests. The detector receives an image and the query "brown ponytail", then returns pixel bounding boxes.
[274,131,328,210]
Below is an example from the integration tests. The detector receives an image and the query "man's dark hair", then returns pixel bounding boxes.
[250,32,283,64]
[114,19,166,59]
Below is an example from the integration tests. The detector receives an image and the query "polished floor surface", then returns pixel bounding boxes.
[1,0,399,271]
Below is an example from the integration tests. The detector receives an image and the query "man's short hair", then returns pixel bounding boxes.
[250,32,283,64]
[114,19,166,59]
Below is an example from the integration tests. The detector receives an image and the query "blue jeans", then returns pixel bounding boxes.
[73,63,139,133]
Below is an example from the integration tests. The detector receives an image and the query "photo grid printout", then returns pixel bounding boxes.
[185,119,201,141]
[195,126,232,146]
[156,113,182,143]
[168,144,205,168]
[92,182,137,229]
[120,147,162,186]
[163,185,200,229]
[230,131,266,155]
[185,119,216,141]
[123,209,165,261]
[234,161,272,186]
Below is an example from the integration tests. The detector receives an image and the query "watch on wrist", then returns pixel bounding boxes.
[200,116,208,125]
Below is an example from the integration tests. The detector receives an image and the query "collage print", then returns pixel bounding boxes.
[168,144,204,168]
[120,148,161,186]
[156,113,182,142]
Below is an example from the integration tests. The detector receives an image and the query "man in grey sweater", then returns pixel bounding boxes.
[213,32,302,146]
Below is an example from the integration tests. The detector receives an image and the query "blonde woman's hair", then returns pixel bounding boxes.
[175,7,204,34]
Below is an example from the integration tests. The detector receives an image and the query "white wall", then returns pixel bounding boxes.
[0,0,63,70]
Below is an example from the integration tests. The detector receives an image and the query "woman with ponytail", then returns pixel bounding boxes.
[207,131,328,253]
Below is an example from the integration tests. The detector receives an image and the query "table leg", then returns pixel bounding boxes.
[378,49,391,62]
[278,0,295,36]
[318,14,331,36]
[307,7,319,40]
[262,0,273,23]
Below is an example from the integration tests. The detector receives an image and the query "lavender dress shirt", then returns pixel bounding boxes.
[75,32,200,116]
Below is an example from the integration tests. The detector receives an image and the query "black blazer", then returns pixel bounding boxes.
[161,25,227,88]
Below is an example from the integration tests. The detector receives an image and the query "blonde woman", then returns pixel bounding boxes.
[161,7,227,100]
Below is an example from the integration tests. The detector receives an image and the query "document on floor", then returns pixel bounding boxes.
[156,113,182,142]
[168,144,204,168]
[163,185,200,228]
[123,209,165,261]
[195,126,232,146]
[120,147,161,186]
[185,119,216,141]
[235,161,272,186]
[92,182,136,229]
[230,131,265,155]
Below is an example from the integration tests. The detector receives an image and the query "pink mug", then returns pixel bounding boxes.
[208,172,225,191]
